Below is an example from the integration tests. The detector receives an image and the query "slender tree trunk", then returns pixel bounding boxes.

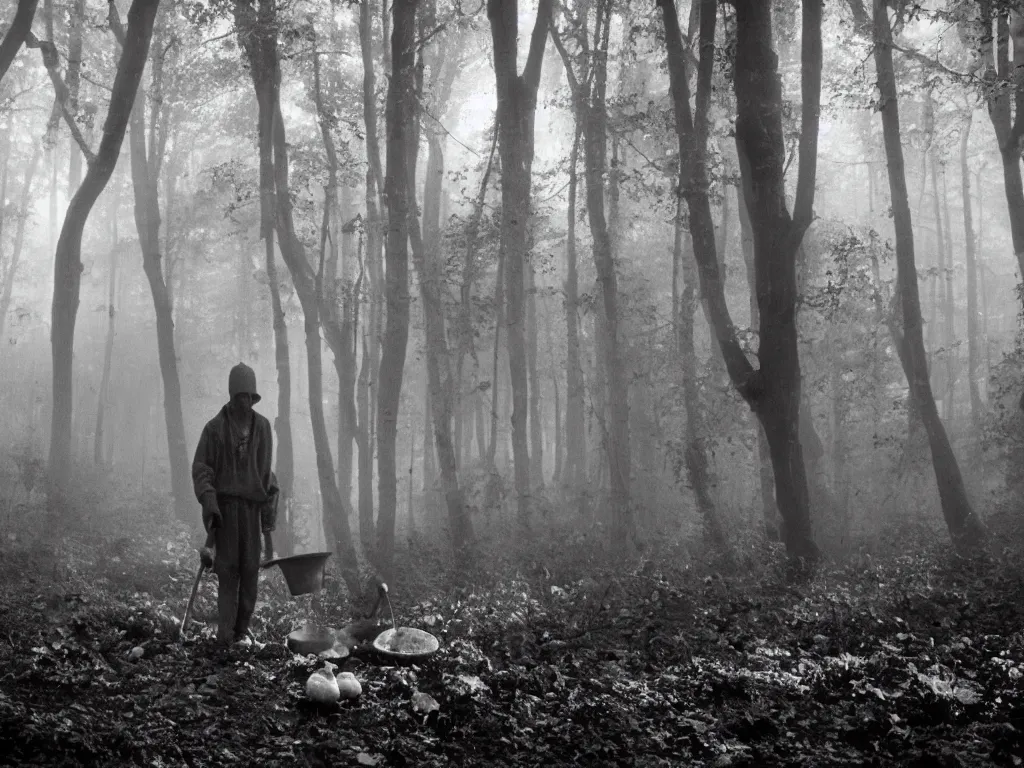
[488,0,552,527]
[941,163,957,421]
[488,220,505,464]
[358,0,385,559]
[563,126,585,486]
[48,0,160,500]
[960,113,982,427]
[121,11,191,521]
[95,194,118,466]
[676,193,727,551]
[235,0,361,598]
[552,5,631,545]
[526,251,543,486]
[0,145,41,343]
[374,0,416,576]
[66,0,85,191]
[872,0,986,552]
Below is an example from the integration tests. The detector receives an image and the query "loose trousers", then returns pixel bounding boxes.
[213,495,263,643]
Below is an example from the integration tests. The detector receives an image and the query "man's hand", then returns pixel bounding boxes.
[262,531,274,564]
[201,494,222,533]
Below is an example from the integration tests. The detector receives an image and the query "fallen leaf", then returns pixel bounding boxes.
[411,691,440,715]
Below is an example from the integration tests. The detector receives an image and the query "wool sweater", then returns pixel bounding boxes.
[192,404,278,532]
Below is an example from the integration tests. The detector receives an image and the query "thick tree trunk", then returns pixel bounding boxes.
[122,13,192,522]
[0,0,39,86]
[48,0,159,499]
[488,0,552,527]
[374,0,416,576]
[872,0,986,552]
[661,0,819,562]
[736,168,778,539]
[960,114,983,426]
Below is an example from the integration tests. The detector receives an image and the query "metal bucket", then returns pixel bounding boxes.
[263,552,332,596]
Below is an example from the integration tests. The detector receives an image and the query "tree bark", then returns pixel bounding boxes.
[676,193,728,551]
[358,0,385,558]
[661,0,819,563]
[374,0,416,576]
[0,0,39,86]
[958,114,983,430]
[563,125,585,487]
[117,6,192,522]
[95,194,118,466]
[551,2,631,546]
[735,165,779,539]
[66,0,86,191]
[0,145,41,344]
[48,0,160,499]
[488,0,552,527]
[872,0,986,552]
[235,0,362,598]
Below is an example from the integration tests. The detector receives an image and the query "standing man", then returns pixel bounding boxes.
[193,362,278,647]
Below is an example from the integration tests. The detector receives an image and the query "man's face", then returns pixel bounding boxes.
[233,392,254,414]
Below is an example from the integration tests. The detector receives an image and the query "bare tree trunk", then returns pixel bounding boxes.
[488,0,552,527]
[676,193,727,551]
[736,168,778,539]
[563,126,585,486]
[48,0,160,500]
[95,193,118,466]
[960,113,983,427]
[552,3,631,546]
[0,0,40,86]
[235,0,362,598]
[0,145,41,343]
[488,205,505,464]
[872,0,986,552]
[358,0,384,559]
[374,0,416,576]
[527,250,543,486]
[119,7,192,521]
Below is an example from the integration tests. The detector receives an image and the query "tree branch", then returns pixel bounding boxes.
[24,31,96,165]
[792,0,823,231]
[523,0,553,91]
[0,0,40,86]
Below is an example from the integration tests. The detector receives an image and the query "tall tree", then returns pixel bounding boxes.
[406,16,474,566]
[960,108,983,426]
[112,4,192,521]
[46,0,161,499]
[551,0,632,548]
[374,0,416,576]
[234,0,362,597]
[661,0,821,563]
[562,125,585,487]
[871,0,986,552]
[357,0,385,558]
[0,145,41,344]
[488,0,553,527]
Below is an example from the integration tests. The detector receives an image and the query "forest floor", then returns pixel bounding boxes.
[1,490,1024,767]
